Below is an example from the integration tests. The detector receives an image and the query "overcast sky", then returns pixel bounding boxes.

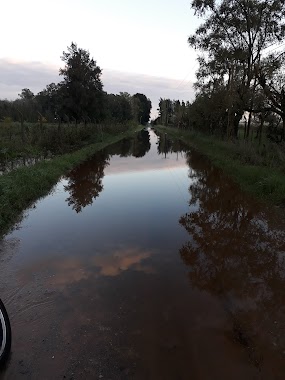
[0,0,200,117]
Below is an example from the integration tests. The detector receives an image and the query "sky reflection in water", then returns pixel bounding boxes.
[2,129,191,273]
[2,129,285,378]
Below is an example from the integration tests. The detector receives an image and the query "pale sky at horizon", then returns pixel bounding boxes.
[0,0,200,117]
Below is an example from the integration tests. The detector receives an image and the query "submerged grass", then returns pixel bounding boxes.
[0,126,140,238]
[155,125,285,206]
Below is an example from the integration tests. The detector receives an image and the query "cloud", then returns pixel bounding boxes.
[0,59,59,98]
[17,246,155,290]
[91,246,154,277]
[0,59,195,117]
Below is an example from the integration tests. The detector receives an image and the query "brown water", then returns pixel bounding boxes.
[1,129,285,379]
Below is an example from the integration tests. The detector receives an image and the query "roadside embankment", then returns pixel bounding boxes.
[155,125,285,207]
[0,126,139,237]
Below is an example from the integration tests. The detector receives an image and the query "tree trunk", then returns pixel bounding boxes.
[259,118,264,146]
[244,120,247,140]
[246,111,252,139]
[246,77,257,139]
[233,112,243,138]
[281,89,285,141]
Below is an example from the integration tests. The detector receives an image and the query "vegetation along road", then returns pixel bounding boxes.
[1,0,285,379]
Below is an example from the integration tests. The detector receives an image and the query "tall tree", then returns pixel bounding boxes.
[188,0,285,137]
[255,53,285,139]
[18,88,35,100]
[36,83,62,121]
[133,93,152,124]
[59,42,103,123]
[16,88,37,123]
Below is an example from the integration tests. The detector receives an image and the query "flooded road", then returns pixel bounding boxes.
[1,128,285,379]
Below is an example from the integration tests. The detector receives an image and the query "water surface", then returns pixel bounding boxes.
[1,129,285,379]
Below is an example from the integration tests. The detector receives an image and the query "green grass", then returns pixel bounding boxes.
[0,125,140,238]
[155,125,285,206]
[0,121,133,160]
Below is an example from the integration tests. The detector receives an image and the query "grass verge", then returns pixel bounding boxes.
[0,126,140,238]
[155,125,285,206]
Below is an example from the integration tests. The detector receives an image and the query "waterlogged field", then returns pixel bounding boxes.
[1,129,285,379]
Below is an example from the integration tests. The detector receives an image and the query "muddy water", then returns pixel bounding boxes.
[1,129,285,379]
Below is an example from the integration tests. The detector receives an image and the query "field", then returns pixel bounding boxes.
[0,120,133,162]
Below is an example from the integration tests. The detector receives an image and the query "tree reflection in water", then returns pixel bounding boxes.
[179,151,285,368]
[64,151,109,213]
[107,129,151,158]
[155,130,189,156]
[64,130,151,213]
[132,129,151,157]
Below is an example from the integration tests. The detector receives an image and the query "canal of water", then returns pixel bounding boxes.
[1,128,285,379]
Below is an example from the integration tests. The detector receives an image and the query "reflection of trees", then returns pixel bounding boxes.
[104,129,151,158]
[64,130,151,213]
[132,129,151,158]
[180,150,285,363]
[155,131,188,156]
[106,138,132,157]
[64,151,109,213]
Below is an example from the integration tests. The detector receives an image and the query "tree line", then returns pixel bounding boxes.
[0,42,152,127]
[155,0,285,143]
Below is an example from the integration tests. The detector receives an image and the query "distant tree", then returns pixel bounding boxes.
[106,93,132,122]
[59,42,104,123]
[18,88,34,100]
[119,92,133,121]
[0,100,15,121]
[36,83,62,121]
[130,96,141,122]
[158,98,173,126]
[0,43,154,133]
[133,93,152,124]
[15,88,37,123]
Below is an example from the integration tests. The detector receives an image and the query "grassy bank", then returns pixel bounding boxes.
[0,121,133,160]
[0,125,140,237]
[155,125,285,206]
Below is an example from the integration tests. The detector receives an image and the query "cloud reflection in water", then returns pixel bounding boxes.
[18,246,155,290]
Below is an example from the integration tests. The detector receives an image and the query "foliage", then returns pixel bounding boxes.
[155,98,195,130]
[105,92,133,122]
[19,88,35,100]
[133,93,152,124]
[59,42,104,122]
[0,42,151,154]
[176,0,285,140]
